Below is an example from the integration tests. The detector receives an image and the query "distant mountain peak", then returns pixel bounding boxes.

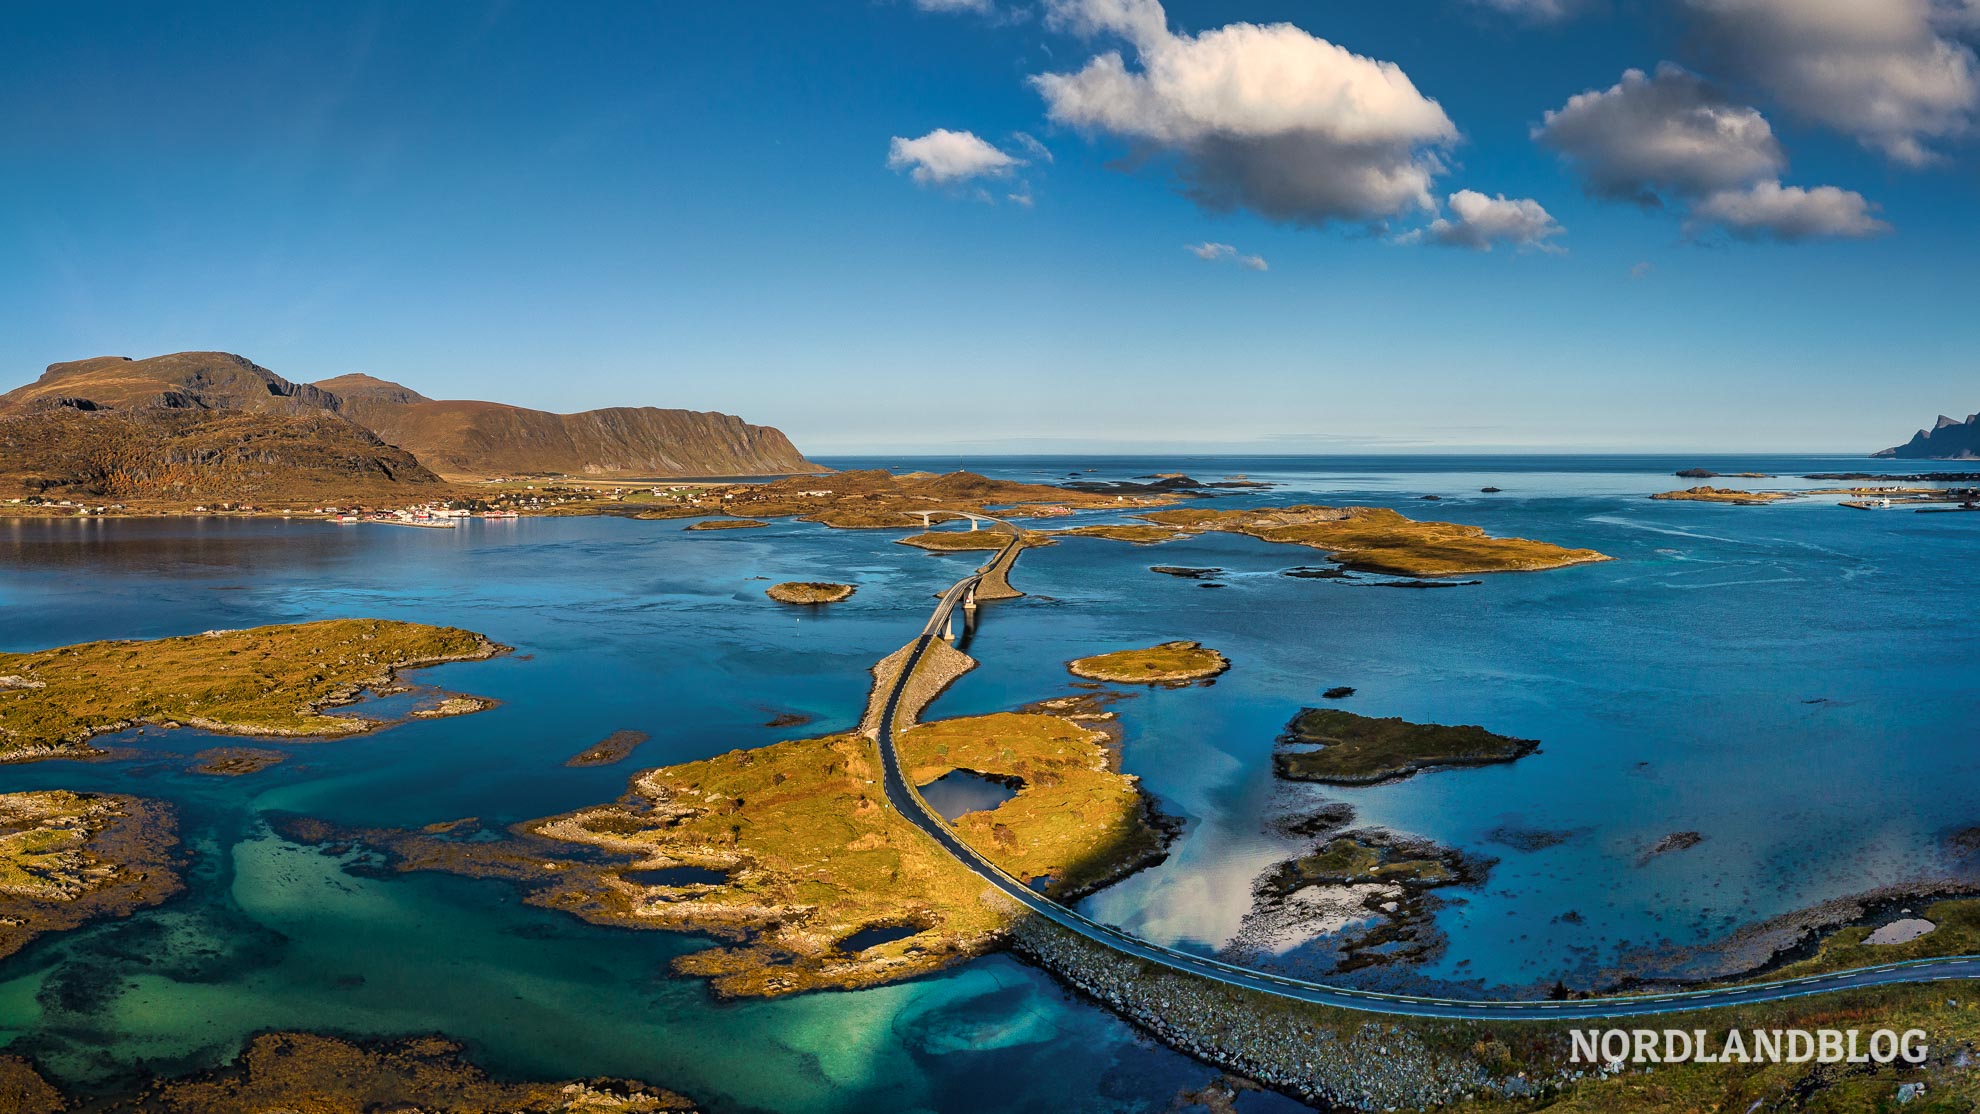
[1875,410,1980,460]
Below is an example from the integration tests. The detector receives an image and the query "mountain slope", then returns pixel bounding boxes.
[1875,412,1980,460]
[0,352,338,416]
[0,408,440,503]
[319,386,817,477]
[1,353,819,480]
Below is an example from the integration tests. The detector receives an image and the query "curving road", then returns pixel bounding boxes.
[872,517,1980,1019]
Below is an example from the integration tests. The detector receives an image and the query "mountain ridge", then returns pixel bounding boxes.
[0,352,820,478]
[1874,411,1980,460]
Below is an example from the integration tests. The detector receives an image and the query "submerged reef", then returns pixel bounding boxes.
[0,790,181,960]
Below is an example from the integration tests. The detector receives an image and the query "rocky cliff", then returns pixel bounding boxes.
[310,375,816,478]
[1,352,819,479]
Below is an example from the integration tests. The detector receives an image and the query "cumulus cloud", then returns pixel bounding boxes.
[1535,63,1888,240]
[1533,64,1785,203]
[887,128,1022,185]
[1412,190,1566,251]
[1185,241,1269,269]
[1032,0,1459,227]
[1688,180,1891,240]
[1687,0,1978,165]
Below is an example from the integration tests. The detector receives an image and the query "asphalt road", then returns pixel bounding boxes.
[871,519,1980,1019]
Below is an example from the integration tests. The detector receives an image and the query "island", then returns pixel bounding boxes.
[683,518,768,530]
[1650,486,1791,505]
[564,729,651,767]
[0,619,504,763]
[1043,523,1184,544]
[1135,505,1609,577]
[1274,708,1539,785]
[764,581,856,604]
[897,530,1051,552]
[285,707,1169,998]
[0,1031,698,1114]
[1067,641,1230,684]
[0,790,181,960]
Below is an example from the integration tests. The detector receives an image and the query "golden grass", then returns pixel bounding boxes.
[1138,505,1610,577]
[1044,524,1185,544]
[1650,486,1792,504]
[764,581,856,604]
[1068,641,1229,683]
[478,709,1161,998]
[0,619,502,762]
[896,530,1049,552]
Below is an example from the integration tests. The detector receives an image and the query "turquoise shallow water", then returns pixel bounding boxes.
[2,453,1976,1109]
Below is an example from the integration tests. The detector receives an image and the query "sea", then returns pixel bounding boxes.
[2,454,1976,1112]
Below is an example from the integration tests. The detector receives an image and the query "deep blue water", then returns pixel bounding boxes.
[2,454,1976,1110]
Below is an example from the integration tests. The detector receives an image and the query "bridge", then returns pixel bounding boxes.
[870,514,1980,1019]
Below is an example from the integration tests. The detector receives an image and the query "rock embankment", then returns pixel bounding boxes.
[1009,916,1515,1110]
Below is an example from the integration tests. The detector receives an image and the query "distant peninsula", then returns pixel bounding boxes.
[1876,410,1980,459]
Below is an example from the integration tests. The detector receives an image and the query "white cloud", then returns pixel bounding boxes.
[1535,63,1889,240]
[1033,0,1459,227]
[1687,0,1978,165]
[1011,131,1054,162]
[1185,241,1269,270]
[1414,190,1566,251]
[1630,261,1655,279]
[1467,0,1583,22]
[887,128,1022,185]
[913,0,994,12]
[1688,180,1891,239]
[1533,64,1785,203]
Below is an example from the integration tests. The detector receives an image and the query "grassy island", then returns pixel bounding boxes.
[1043,524,1184,544]
[1650,486,1792,505]
[1137,504,1608,577]
[0,618,504,763]
[896,530,1046,552]
[0,790,181,959]
[683,518,768,530]
[1275,708,1538,785]
[764,581,856,604]
[291,709,1164,999]
[0,1031,699,1114]
[1068,641,1230,684]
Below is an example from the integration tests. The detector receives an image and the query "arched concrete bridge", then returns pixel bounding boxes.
[871,515,1980,1019]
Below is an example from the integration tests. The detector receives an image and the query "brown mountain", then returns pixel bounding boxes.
[0,407,440,504]
[310,372,816,478]
[0,352,339,416]
[0,352,820,481]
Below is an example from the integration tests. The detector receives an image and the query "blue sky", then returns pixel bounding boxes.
[2,0,1975,453]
